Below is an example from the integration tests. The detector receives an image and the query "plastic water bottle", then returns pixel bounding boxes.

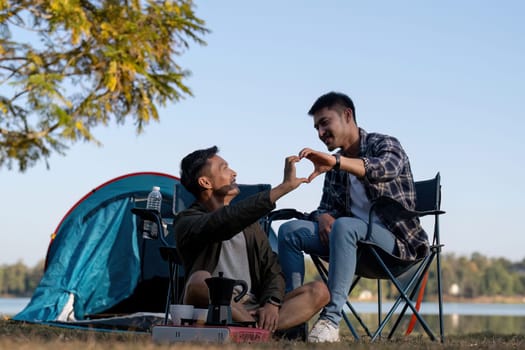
[143,186,162,239]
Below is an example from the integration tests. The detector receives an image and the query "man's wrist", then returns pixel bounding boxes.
[270,183,294,203]
[332,153,341,171]
[263,296,282,308]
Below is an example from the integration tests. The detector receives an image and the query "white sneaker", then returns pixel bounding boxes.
[308,318,340,343]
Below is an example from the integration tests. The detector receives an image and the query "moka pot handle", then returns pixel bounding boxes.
[232,279,248,303]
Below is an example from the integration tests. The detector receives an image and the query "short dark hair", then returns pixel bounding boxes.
[180,146,219,197]
[308,91,356,123]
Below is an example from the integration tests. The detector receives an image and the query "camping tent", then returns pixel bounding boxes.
[14,172,277,331]
[14,172,179,328]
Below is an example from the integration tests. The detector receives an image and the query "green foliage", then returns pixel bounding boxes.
[443,253,524,299]
[0,260,44,296]
[0,0,209,171]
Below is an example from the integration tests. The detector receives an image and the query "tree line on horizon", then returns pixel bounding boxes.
[0,260,44,297]
[1,252,525,299]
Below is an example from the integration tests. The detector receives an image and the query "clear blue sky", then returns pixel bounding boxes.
[1,1,524,266]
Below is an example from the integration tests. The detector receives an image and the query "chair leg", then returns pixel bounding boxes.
[342,306,360,340]
[346,298,372,338]
[174,264,180,304]
[163,259,181,326]
[164,283,172,325]
[370,249,436,342]
[388,269,426,339]
[435,247,445,343]
[164,260,175,325]
[377,279,382,339]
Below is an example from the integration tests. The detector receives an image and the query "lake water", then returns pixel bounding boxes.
[346,301,525,316]
[2,298,524,335]
[343,301,525,336]
[0,297,31,317]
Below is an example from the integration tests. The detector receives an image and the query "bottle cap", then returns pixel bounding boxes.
[153,186,160,191]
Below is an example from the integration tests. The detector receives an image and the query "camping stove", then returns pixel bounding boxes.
[151,324,271,344]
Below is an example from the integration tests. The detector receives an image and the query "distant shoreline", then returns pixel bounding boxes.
[0,294,32,299]
[3,294,524,304]
[350,295,525,304]
[443,295,525,304]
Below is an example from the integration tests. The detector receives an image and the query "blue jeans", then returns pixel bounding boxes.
[278,217,397,326]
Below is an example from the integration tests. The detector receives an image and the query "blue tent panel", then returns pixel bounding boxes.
[15,172,179,322]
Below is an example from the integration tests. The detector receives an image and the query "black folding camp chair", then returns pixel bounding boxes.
[131,207,182,325]
[265,173,445,342]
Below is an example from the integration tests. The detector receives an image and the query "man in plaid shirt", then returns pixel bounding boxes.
[278,91,429,343]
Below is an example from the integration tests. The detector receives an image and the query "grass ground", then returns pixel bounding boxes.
[1,319,524,350]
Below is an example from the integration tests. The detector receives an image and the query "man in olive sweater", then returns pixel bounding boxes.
[173,146,329,334]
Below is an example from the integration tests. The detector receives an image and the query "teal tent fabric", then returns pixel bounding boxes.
[14,172,178,322]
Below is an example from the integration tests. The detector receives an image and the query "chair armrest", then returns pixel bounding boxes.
[371,196,445,220]
[131,207,170,247]
[131,207,161,221]
[159,246,183,265]
[265,208,310,223]
[416,209,446,217]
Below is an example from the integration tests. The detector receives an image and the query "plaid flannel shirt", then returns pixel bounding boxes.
[317,128,429,260]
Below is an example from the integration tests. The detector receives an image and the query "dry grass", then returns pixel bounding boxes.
[1,318,524,350]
